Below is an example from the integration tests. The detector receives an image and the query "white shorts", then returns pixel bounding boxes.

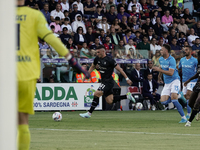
[161,79,180,96]
[182,82,196,95]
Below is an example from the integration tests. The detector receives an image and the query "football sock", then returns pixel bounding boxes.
[68,55,90,78]
[161,97,171,105]
[186,99,191,115]
[171,99,185,117]
[88,97,99,114]
[189,109,199,122]
[113,95,127,103]
[18,124,30,150]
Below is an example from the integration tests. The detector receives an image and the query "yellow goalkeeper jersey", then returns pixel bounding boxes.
[17,6,68,81]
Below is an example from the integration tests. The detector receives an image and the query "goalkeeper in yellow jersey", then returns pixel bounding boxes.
[16,0,89,149]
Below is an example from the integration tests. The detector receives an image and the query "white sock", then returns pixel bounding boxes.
[187,113,190,116]
[182,116,187,120]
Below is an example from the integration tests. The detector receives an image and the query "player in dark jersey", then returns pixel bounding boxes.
[79,45,136,118]
[184,51,200,126]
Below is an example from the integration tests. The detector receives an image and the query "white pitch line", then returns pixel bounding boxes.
[30,128,200,137]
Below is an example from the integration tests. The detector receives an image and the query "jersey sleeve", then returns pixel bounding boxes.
[169,57,176,70]
[111,58,117,68]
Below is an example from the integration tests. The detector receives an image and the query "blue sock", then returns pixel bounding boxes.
[171,99,185,117]
[187,100,191,114]
[161,97,171,105]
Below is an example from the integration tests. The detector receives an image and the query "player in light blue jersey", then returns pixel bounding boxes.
[153,44,187,123]
[178,46,198,119]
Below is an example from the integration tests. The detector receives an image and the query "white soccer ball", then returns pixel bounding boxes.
[52,112,62,121]
[135,102,143,110]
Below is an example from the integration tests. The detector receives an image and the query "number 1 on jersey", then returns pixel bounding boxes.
[17,24,20,50]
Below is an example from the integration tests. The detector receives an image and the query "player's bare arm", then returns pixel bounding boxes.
[115,64,132,85]
[184,73,198,86]
[153,67,174,76]
[158,72,163,83]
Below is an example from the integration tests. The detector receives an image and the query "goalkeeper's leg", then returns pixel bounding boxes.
[66,54,90,78]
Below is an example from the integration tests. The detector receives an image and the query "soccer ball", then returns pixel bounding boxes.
[135,102,143,110]
[52,112,62,121]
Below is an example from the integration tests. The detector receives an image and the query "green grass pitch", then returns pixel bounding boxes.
[29,110,200,150]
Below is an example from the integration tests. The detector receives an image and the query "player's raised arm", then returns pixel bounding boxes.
[115,64,132,85]
[36,11,90,78]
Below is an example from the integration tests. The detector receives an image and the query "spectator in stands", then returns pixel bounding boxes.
[37,0,48,10]
[192,38,200,51]
[168,28,177,45]
[59,27,72,46]
[90,38,101,50]
[151,10,158,25]
[170,38,181,52]
[136,36,150,51]
[150,38,159,56]
[104,36,115,57]
[94,6,105,23]
[83,0,96,20]
[111,18,122,36]
[96,0,106,14]
[50,25,59,37]
[85,26,96,46]
[177,32,186,47]
[109,26,121,45]
[148,0,162,17]
[157,38,163,50]
[161,31,168,44]
[80,42,90,58]
[187,28,199,46]
[130,63,143,88]
[171,0,184,13]
[74,26,87,46]
[147,28,156,42]
[49,17,62,34]
[160,0,171,16]
[97,16,110,34]
[173,8,181,24]
[39,40,49,57]
[142,73,160,111]
[161,10,173,31]
[130,5,141,21]
[125,38,136,56]
[25,0,38,9]
[106,5,117,24]
[153,17,163,39]
[141,17,152,35]
[169,22,179,36]
[123,30,133,45]
[61,17,73,35]
[49,0,57,12]
[98,29,107,44]
[61,0,69,12]
[144,60,159,81]
[66,38,77,55]
[50,3,65,23]
[117,6,131,22]
[85,15,98,33]
[152,50,161,67]
[140,0,150,18]
[183,8,196,28]
[114,40,126,58]
[130,15,142,33]
[128,0,142,14]
[71,14,86,34]
[177,18,189,35]
[72,0,84,14]
[133,31,142,45]
[106,0,117,13]
[70,4,83,22]
[193,0,200,12]
[41,3,51,24]
[117,0,128,13]
[193,21,200,37]
[119,16,131,33]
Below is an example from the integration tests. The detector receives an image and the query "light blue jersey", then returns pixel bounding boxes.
[159,55,180,84]
[178,56,198,82]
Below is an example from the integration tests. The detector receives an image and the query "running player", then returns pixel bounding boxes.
[79,45,135,118]
[185,51,200,126]
[17,0,89,149]
[178,46,198,119]
[153,44,187,123]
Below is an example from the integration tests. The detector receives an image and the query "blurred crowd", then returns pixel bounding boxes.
[25,0,200,83]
